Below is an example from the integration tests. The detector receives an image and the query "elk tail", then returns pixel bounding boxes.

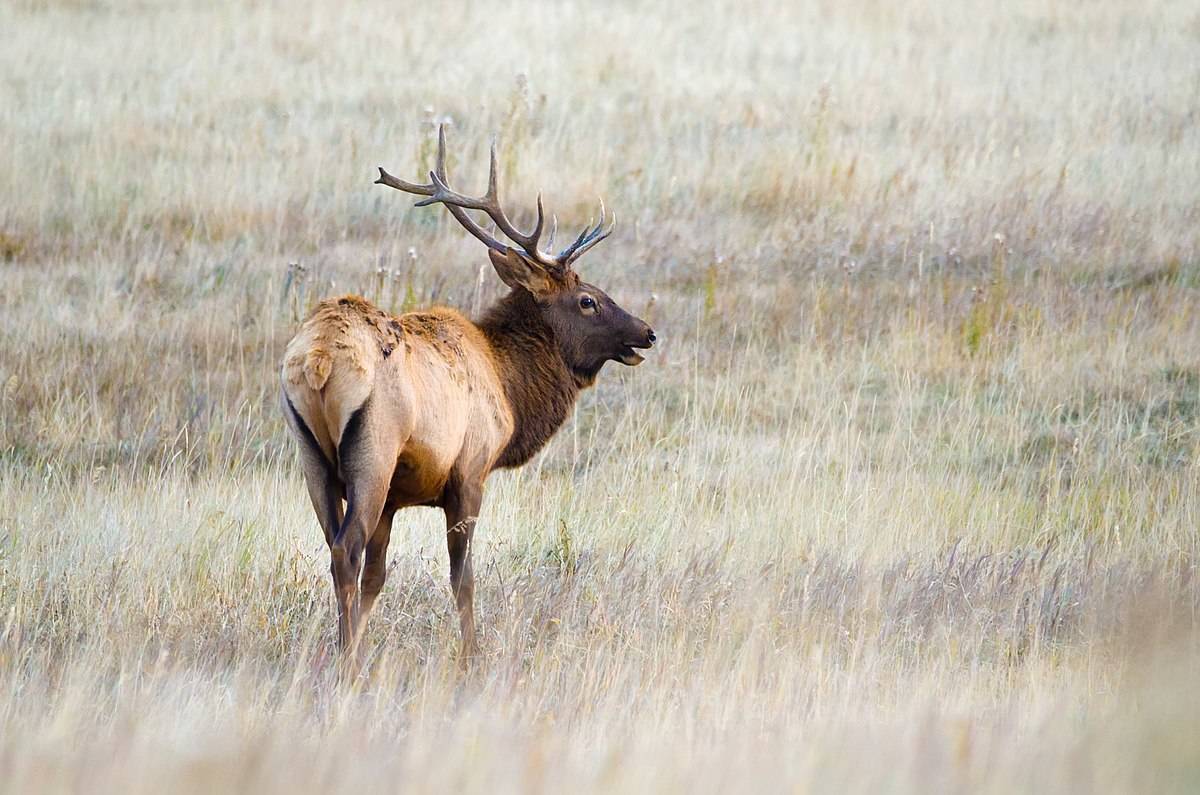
[302,348,333,391]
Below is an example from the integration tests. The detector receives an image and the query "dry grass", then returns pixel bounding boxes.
[1,0,1199,791]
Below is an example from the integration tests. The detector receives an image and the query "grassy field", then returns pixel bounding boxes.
[2,0,1198,791]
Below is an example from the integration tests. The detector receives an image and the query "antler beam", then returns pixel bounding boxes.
[376,125,615,272]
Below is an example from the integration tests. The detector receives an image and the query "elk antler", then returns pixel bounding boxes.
[375,125,615,273]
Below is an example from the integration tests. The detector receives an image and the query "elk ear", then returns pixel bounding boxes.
[487,248,558,298]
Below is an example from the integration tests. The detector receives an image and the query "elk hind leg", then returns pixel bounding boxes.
[358,509,395,631]
[285,394,344,545]
[332,404,394,655]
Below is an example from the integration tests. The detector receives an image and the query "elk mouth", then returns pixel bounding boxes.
[617,342,650,366]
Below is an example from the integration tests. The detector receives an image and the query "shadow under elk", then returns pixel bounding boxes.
[280,126,656,661]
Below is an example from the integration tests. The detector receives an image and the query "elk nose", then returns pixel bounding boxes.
[646,329,656,344]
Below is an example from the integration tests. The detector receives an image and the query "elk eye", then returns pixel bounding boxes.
[579,296,596,311]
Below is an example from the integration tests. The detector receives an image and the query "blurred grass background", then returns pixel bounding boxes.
[0,0,1198,791]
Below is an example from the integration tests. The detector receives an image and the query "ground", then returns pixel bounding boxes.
[1,0,1198,792]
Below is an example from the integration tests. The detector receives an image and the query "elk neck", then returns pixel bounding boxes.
[477,289,586,468]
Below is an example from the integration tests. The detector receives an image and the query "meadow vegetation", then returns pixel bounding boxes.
[1,0,1198,791]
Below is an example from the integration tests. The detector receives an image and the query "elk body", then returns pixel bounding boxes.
[280,127,655,659]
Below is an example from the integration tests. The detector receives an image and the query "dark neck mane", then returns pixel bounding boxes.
[478,290,586,468]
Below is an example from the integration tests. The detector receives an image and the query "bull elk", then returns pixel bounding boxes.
[280,126,655,660]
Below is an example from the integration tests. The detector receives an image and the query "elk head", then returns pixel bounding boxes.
[375,126,656,378]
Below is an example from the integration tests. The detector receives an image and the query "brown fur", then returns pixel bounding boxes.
[479,290,583,468]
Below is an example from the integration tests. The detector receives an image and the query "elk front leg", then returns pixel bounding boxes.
[443,481,482,659]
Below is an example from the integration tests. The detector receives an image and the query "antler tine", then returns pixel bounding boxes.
[437,123,448,179]
[558,198,616,264]
[561,220,592,257]
[469,135,549,265]
[374,167,435,197]
[527,194,546,256]
[373,124,451,200]
[558,201,604,259]
[565,213,616,264]
[486,138,499,200]
[419,128,491,211]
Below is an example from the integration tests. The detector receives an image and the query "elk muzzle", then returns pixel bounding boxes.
[617,324,656,366]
